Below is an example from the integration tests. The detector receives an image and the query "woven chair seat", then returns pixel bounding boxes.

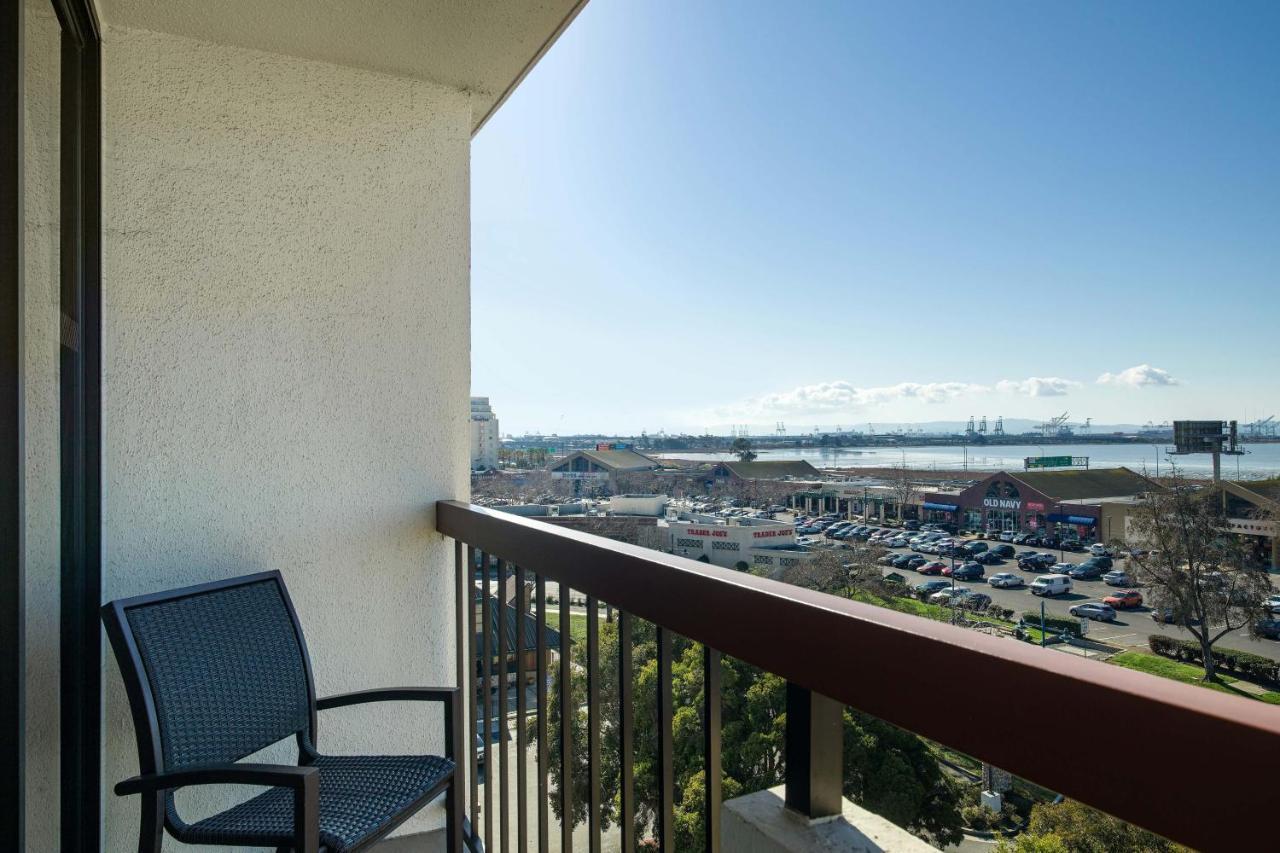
[176,753,455,852]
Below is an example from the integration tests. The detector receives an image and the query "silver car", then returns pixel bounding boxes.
[988,572,1025,589]
[1069,602,1117,622]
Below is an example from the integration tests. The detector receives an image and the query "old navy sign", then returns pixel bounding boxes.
[982,497,1022,510]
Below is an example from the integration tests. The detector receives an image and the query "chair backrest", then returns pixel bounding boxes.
[102,571,316,772]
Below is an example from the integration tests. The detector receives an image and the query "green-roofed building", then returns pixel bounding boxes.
[709,459,822,481]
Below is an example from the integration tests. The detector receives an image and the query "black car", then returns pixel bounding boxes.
[1254,619,1280,640]
[903,520,921,530]
[940,545,969,559]
[1088,555,1114,570]
[975,551,1004,565]
[1011,532,1033,544]
[964,541,989,555]
[951,562,985,580]
[1068,562,1105,580]
[990,543,1015,558]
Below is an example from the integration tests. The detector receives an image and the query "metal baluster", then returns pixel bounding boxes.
[656,627,674,851]
[482,552,493,846]
[498,560,510,853]
[586,597,601,853]
[516,564,529,852]
[560,590,574,852]
[464,544,479,844]
[704,647,722,852]
[618,612,634,853]
[537,576,549,853]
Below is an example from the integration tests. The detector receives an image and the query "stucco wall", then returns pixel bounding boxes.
[22,2,63,849]
[100,24,472,849]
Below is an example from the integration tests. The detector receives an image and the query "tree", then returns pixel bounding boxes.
[889,469,919,521]
[1002,799,1184,853]
[534,617,964,848]
[730,437,757,462]
[1125,470,1272,681]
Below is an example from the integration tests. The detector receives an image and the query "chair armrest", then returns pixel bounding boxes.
[316,686,458,710]
[116,763,320,852]
[115,762,318,796]
[316,687,464,764]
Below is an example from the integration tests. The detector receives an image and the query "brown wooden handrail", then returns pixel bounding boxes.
[439,499,1276,851]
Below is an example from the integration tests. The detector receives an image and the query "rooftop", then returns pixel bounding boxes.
[1008,466,1161,502]
[715,460,823,480]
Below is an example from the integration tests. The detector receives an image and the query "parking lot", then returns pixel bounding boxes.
[799,517,1280,662]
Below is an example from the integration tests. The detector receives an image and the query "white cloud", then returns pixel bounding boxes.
[994,376,1080,397]
[1096,364,1178,388]
[715,380,988,419]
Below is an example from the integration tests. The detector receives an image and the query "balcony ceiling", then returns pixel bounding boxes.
[94,0,588,133]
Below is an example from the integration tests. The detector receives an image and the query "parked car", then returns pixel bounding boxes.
[1090,543,1115,558]
[950,562,985,581]
[974,552,1004,565]
[1265,595,1280,615]
[914,579,952,597]
[903,519,921,530]
[958,592,992,610]
[1150,607,1200,625]
[1103,589,1143,609]
[883,572,908,586]
[1030,574,1073,597]
[1087,555,1114,570]
[998,531,1017,542]
[989,544,1015,558]
[989,572,1025,589]
[1068,562,1105,580]
[902,554,927,570]
[964,541,989,555]
[1253,619,1280,640]
[887,537,911,548]
[918,561,948,575]
[929,586,971,605]
[1103,570,1133,586]
[1012,532,1034,544]
[1070,602,1117,622]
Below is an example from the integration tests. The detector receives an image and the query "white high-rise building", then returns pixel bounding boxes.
[470,397,500,470]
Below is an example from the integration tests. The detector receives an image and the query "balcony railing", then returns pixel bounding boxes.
[438,499,1279,851]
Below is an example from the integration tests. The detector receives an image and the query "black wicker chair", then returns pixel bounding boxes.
[102,570,464,853]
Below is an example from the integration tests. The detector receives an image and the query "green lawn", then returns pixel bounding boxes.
[1109,651,1280,705]
[545,611,589,646]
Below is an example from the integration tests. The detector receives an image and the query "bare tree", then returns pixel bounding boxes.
[1126,470,1272,681]
[889,469,920,521]
[771,549,848,596]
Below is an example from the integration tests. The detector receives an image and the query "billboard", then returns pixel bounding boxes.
[1172,420,1241,455]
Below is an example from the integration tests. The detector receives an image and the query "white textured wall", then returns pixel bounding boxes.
[22,2,63,849]
[101,24,472,850]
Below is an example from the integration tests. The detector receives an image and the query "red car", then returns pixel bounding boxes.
[919,561,948,576]
[1103,589,1143,609]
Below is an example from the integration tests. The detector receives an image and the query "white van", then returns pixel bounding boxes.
[1030,574,1073,597]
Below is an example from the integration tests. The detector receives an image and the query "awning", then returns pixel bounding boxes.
[1048,513,1096,526]
[923,502,958,512]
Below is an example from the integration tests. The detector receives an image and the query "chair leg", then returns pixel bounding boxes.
[138,792,164,853]
[446,774,463,852]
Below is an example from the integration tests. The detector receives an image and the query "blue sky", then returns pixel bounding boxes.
[472,0,1280,436]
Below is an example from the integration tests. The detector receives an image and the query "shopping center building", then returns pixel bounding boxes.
[923,467,1162,540]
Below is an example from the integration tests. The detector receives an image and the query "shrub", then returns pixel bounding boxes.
[1146,636,1279,684]
[1020,612,1082,637]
